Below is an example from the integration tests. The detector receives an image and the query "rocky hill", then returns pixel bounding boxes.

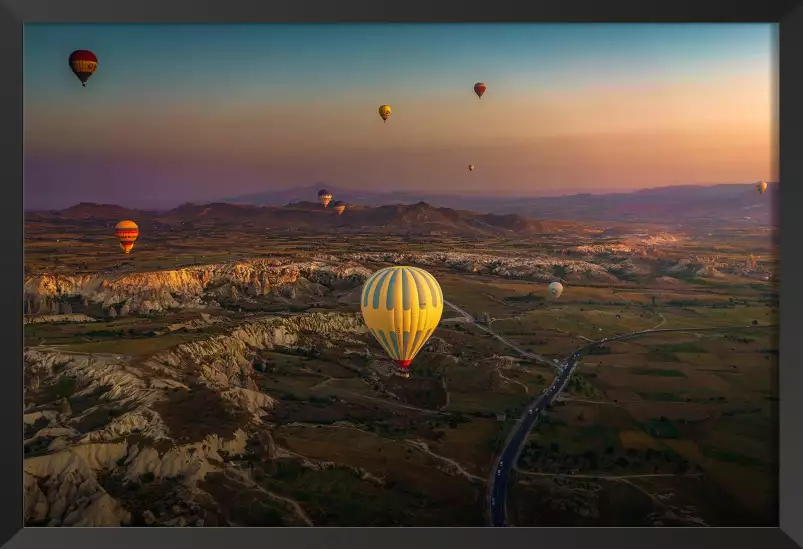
[28,201,543,237]
[57,203,157,222]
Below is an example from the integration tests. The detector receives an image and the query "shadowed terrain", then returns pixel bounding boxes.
[23,198,778,527]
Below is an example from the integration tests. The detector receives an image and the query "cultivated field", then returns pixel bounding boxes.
[23,213,778,526]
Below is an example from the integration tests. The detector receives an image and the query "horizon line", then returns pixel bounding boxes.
[24,180,777,213]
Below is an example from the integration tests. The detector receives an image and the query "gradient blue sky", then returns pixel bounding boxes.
[24,23,776,209]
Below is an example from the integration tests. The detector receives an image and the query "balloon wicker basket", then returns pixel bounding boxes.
[396,369,411,379]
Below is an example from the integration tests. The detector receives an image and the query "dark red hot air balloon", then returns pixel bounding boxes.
[69,50,99,87]
[474,82,487,99]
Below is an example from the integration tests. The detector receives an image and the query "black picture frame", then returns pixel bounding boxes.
[5,1,801,547]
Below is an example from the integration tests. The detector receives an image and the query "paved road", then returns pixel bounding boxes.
[442,299,776,527]
[442,299,568,526]
[489,349,578,526]
[443,300,553,367]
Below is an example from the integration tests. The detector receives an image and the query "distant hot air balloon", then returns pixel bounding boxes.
[378,104,392,123]
[757,181,768,194]
[474,82,487,99]
[114,220,139,255]
[468,164,475,172]
[360,266,443,375]
[318,189,333,207]
[333,201,346,215]
[68,50,98,87]
[548,281,564,299]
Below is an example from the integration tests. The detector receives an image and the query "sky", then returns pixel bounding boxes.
[24,23,777,210]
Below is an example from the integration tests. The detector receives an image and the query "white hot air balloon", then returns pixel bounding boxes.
[548,281,564,299]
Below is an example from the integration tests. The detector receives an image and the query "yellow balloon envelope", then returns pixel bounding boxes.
[757,181,768,194]
[378,104,392,123]
[360,266,443,372]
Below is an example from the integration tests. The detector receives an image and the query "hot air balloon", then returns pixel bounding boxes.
[333,201,346,215]
[68,50,98,87]
[114,220,139,255]
[757,181,768,194]
[318,189,333,207]
[360,266,443,376]
[378,104,392,123]
[548,281,564,299]
[474,82,487,99]
[468,164,475,172]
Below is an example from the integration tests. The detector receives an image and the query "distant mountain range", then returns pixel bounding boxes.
[34,200,544,237]
[222,182,780,226]
[28,183,779,232]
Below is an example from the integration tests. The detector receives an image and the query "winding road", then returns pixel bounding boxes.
[441,299,773,527]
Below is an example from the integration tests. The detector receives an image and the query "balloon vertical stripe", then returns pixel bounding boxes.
[371,269,392,310]
[362,271,383,308]
[385,270,400,310]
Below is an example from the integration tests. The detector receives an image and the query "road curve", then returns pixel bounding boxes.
[440,300,774,527]
[487,322,775,526]
[443,300,553,367]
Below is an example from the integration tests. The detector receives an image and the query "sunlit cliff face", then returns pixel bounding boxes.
[23,259,372,315]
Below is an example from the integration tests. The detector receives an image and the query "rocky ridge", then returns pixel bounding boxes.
[24,311,369,527]
[24,258,372,316]
[346,250,773,283]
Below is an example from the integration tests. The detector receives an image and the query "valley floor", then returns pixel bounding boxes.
[23,223,778,527]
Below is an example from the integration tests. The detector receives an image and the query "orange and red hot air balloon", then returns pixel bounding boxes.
[114,220,139,255]
[69,50,99,87]
[473,82,487,99]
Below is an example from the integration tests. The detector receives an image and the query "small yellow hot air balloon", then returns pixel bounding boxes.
[378,104,392,123]
[757,181,768,194]
[468,164,475,172]
[360,266,443,375]
[333,201,346,215]
[114,220,139,255]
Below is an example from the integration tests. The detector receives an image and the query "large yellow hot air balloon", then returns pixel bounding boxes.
[360,266,443,375]
[114,220,139,255]
[757,181,768,194]
[378,104,392,123]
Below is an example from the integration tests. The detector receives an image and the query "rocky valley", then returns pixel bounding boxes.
[22,206,779,527]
